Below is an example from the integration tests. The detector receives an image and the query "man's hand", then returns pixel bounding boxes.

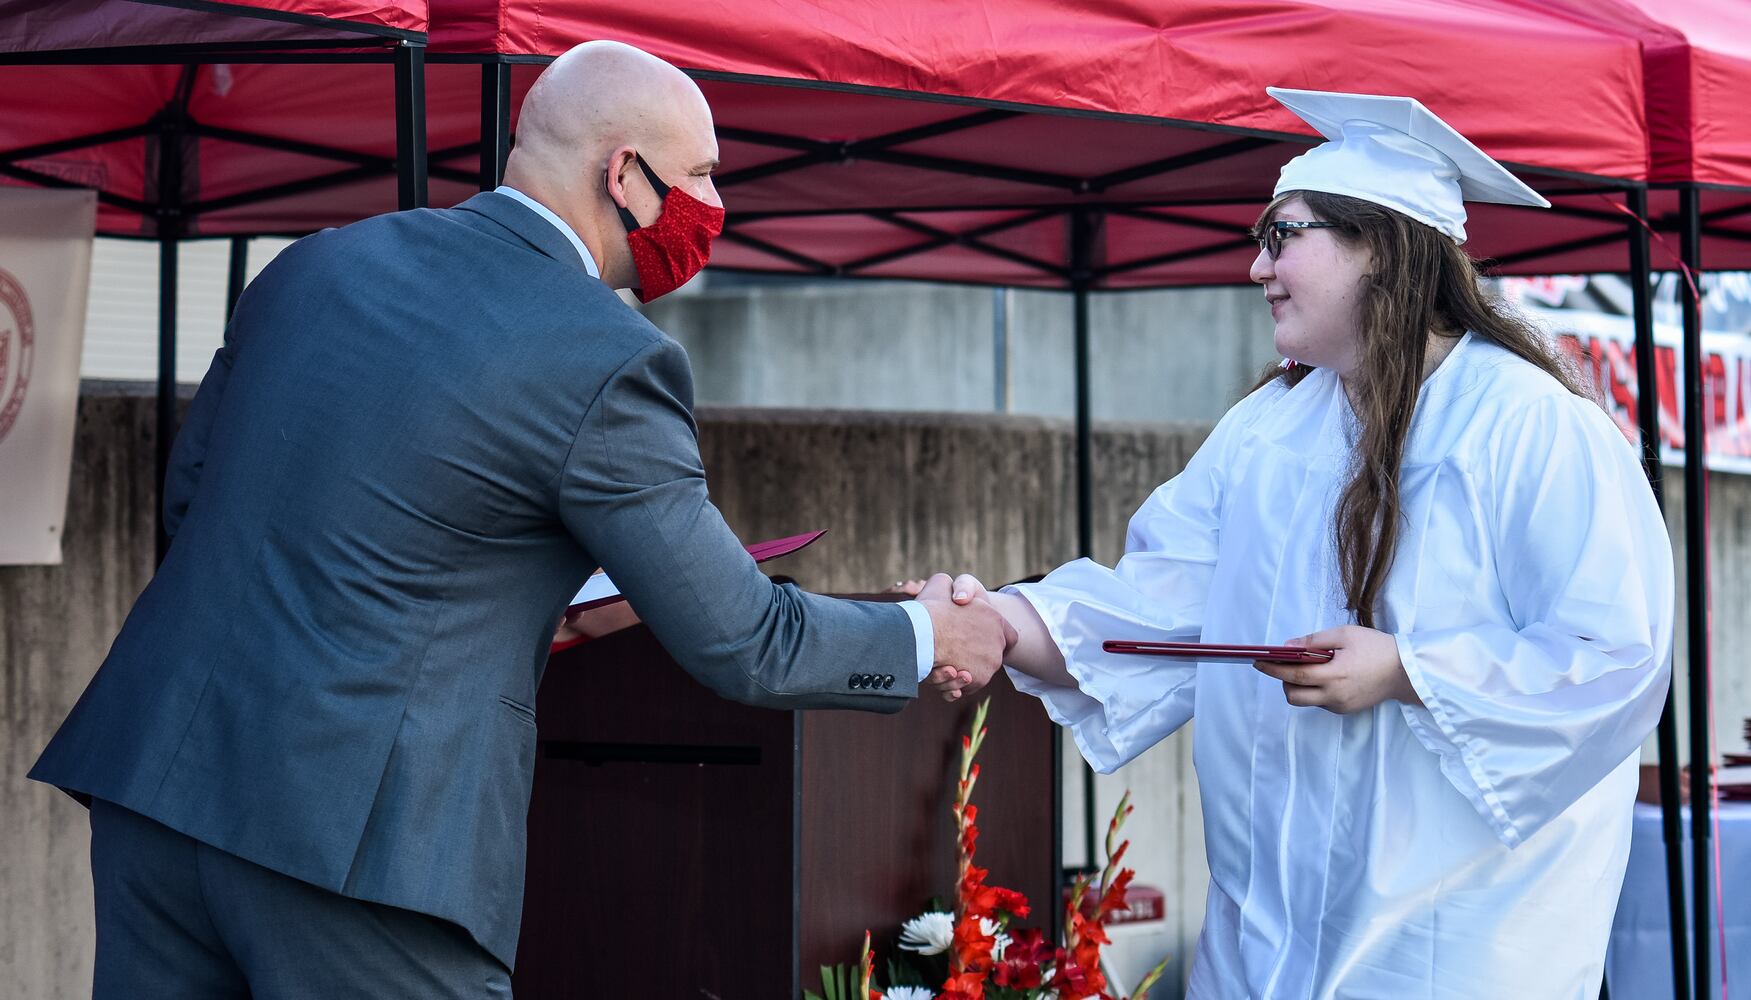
[1251,625,1423,714]
[916,573,1016,702]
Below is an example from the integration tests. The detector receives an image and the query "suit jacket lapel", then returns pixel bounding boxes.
[453,191,589,273]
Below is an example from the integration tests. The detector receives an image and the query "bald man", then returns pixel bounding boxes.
[30,41,1011,998]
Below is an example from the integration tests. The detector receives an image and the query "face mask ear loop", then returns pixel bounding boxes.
[615,153,671,233]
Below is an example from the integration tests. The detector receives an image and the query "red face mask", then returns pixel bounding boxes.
[616,154,725,303]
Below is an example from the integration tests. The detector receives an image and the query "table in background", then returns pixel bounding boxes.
[1605,802,1751,999]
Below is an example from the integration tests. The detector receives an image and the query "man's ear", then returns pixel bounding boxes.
[604,146,637,209]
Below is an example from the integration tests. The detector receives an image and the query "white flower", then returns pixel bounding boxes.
[898,912,1011,961]
[884,988,936,1000]
[983,918,1010,961]
[898,911,954,955]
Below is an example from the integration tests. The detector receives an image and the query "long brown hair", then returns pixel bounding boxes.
[1251,190,1586,628]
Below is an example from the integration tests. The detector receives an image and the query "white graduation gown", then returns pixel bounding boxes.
[1007,333,1674,999]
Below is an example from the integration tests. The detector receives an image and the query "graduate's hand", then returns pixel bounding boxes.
[950,573,1023,658]
[1252,625,1423,714]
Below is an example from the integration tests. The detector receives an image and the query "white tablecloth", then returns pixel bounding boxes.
[1605,802,1751,1000]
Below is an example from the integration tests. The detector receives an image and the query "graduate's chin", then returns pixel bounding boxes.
[1272,329,1301,360]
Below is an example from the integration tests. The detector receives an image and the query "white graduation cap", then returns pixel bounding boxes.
[1267,87,1549,244]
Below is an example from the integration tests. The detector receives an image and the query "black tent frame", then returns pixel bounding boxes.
[2,25,1732,991]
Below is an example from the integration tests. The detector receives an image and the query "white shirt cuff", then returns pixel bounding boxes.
[898,600,935,683]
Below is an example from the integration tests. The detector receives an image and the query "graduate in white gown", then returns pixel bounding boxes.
[931,89,1675,999]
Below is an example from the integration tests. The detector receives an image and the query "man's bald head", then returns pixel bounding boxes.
[502,41,721,289]
[512,41,710,174]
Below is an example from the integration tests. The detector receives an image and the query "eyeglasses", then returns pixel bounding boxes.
[1251,220,1341,259]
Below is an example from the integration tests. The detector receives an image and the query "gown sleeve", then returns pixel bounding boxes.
[1005,382,1284,772]
[1396,393,1675,848]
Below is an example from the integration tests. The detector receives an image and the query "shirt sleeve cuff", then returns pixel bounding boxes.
[898,600,935,683]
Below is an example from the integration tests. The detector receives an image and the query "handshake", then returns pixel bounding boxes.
[912,573,1018,703]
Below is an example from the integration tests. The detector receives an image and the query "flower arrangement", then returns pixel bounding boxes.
[806,699,1167,1000]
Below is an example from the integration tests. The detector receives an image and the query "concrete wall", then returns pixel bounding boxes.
[6,385,1748,999]
[83,240,1281,427]
[643,280,1281,423]
[2,385,162,998]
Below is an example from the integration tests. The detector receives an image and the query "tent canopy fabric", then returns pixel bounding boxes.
[428,0,1724,285]
[0,1,431,239]
[0,62,478,237]
[0,0,423,56]
[429,0,1650,181]
[425,0,1751,284]
[6,1,1750,282]
[1519,0,1751,190]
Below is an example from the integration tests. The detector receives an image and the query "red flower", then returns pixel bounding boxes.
[959,864,1001,920]
[990,927,1051,989]
[1047,957,1092,996]
[1061,910,1111,999]
[992,960,1043,990]
[942,969,988,1000]
[951,914,996,973]
[991,886,1030,920]
[1096,868,1135,922]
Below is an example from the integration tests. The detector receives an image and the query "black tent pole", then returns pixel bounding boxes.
[481,61,511,191]
[153,90,189,565]
[225,237,248,323]
[1071,209,1095,561]
[1069,208,1104,883]
[394,41,428,210]
[1678,183,1713,998]
[1627,186,1691,1000]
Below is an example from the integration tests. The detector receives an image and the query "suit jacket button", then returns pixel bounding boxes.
[861,674,874,688]
[847,674,860,689]
[882,675,895,689]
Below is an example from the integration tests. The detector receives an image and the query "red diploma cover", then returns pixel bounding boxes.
[1101,640,1334,664]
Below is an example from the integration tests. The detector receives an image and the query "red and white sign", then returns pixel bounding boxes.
[0,188,94,564]
[1523,304,1751,477]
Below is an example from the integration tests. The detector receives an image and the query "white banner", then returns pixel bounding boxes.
[0,188,95,564]
[1521,304,1751,476]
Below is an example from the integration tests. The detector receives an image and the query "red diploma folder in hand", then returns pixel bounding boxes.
[565,529,828,614]
[1101,640,1334,664]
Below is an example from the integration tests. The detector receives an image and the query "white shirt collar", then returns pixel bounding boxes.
[493,185,600,278]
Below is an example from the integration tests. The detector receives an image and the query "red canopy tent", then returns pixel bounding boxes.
[428,0,1666,286]
[0,1,436,234]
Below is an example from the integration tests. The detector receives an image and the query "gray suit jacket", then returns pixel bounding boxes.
[30,192,917,968]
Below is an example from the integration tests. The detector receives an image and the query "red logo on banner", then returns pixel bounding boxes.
[0,267,35,445]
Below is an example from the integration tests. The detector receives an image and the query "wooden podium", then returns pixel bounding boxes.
[513,602,1056,999]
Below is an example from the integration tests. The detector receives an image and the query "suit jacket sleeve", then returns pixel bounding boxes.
[556,335,918,711]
